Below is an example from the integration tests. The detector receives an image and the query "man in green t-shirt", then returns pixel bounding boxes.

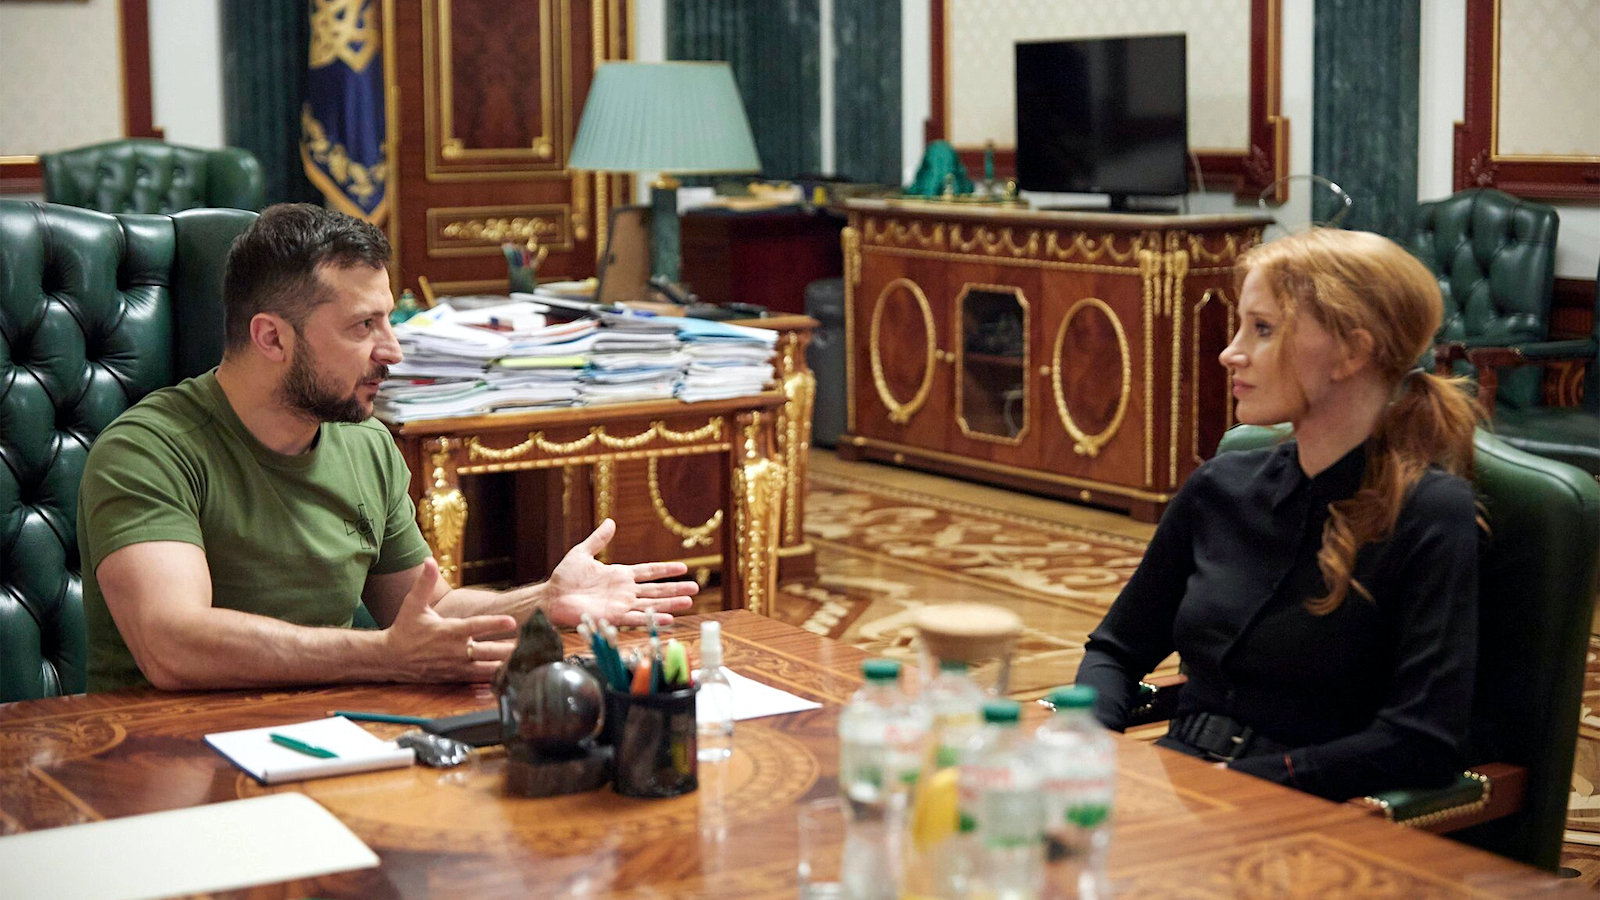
[78,204,697,692]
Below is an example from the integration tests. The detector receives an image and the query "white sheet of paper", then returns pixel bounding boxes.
[0,793,378,900]
[206,716,415,784]
[696,668,823,724]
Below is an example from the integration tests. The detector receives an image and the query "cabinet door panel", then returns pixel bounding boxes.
[1034,270,1150,489]
[851,255,952,452]
[946,262,1041,471]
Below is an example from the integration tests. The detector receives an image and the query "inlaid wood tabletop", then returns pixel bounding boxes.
[0,611,1587,899]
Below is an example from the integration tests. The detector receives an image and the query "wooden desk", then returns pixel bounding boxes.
[387,392,788,614]
[0,612,1586,899]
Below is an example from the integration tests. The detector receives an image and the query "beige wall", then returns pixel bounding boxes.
[0,0,124,156]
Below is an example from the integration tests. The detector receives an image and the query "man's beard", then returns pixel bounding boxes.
[281,343,388,424]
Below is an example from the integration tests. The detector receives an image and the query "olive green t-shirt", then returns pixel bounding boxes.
[78,370,431,691]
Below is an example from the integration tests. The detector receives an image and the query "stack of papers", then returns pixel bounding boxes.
[675,318,779,402]
[376,299,779,421]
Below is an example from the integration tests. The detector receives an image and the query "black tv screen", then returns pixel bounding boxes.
[1014,34,1189,207]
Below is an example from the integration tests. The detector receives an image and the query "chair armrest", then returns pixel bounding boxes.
[1465,340,1597,410]
[1124,673,1186,727]
[1433,341,1468,375]
[1349,762,1526,833]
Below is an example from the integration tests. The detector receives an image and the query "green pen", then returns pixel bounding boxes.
[331,710,431,726]
[270,733,339,759]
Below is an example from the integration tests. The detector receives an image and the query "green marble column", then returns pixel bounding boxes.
[834,0,902,184]
[1313,0,1421,238]
[219,0,319,205]
[668,0,821,180]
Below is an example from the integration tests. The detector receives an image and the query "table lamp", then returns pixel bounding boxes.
[569,61,762,284]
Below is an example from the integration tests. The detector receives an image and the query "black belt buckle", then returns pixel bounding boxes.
[1187,713,1255,763]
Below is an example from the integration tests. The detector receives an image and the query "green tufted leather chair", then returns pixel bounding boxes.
[1465,262,1599,477]
[0,200,257,702]
[1207,424,1600,871]
[40,138,264,214]
[1409,188,1560,411]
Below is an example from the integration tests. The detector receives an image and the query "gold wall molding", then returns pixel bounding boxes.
[869,277,938,425]
[422,0,572,180]
[1050,297,1131,458]
[427,204,575,257]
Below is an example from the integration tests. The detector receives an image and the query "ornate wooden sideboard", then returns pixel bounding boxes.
[838,200,1271,522]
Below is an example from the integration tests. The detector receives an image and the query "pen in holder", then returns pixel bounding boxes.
[505,239,547,295]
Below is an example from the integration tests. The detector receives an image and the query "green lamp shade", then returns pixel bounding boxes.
[569,62,761,175]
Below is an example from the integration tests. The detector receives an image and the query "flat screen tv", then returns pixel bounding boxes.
[1014,34,1189,210]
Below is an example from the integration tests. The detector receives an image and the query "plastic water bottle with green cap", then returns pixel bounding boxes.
[959,699,1044,899]
[838,659,928,817]
[1035,686,1115,899]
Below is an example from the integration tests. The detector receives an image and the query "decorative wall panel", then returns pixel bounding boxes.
[944,0,1250,152]
[0,2,123,155]
[1496,0,1600,158]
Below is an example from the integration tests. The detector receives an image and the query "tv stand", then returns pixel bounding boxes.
[839,199,1272,521]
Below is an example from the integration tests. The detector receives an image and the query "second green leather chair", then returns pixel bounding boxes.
[1212,424,1600,871]
[41,138,264,215]
[0,200,258,702]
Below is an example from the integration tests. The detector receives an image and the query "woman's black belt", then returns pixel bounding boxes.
[1166,711,1290,762]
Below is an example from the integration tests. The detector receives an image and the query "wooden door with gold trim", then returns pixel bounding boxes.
[382,0,633,295]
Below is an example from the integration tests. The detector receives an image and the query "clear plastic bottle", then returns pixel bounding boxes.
[694,620,734,762]
[839,658,929,818]
[1034,686,1115,900]
[958,699,1044,900]
[925,658,986,769]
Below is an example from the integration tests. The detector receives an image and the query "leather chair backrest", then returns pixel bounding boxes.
[0,200,257,701]
[1409,188,1559,410]
[1217,424,1600,869]
[40,138,265,215]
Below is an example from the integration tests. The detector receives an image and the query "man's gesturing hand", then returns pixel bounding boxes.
[544,519,699,627]
[382,558,516,682]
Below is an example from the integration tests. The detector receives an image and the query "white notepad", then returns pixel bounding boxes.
[0,793,378,900]
[206,716,415,784]
[696,669,823,724]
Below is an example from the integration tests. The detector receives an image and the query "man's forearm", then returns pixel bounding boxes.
[141,607,399,690]
[433,582,547,626]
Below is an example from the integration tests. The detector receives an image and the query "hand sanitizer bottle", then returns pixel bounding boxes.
[696,621,734,762]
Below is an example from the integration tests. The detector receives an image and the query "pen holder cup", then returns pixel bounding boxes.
[508,263,538,295]
[604,686,699,798]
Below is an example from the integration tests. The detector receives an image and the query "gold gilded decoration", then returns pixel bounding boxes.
[427,205,574,257]
[869,278,938,424]
[1186,230,1262,265]
[309,0,380,72]
[1139,245,1159,486]
[423,0,568,179]
[1044,231,1145,264]
[1051,298,1131,457]
[732,413,785,616]
[572,171,591,247]
[416,437,467,587]
[301,107,387,211]
[648,458,722,549]
[842,226,861,286]
[1192,289,1238,468]
[843,225,860,433]
[465,419,725,462]
[778,334,817,543]
[593,459,614,563]
[1364,771,1491,829]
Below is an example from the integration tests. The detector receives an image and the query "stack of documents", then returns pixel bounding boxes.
[675,318,779,402]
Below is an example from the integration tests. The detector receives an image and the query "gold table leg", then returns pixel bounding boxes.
[416,437,468,588]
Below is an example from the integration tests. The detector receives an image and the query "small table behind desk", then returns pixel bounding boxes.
[0,612,1587,900]
[387,392,788,614]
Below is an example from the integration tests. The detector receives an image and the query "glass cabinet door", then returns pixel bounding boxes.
[956,286,1028,441]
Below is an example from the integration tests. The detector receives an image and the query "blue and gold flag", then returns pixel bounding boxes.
[301,0,386,223]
